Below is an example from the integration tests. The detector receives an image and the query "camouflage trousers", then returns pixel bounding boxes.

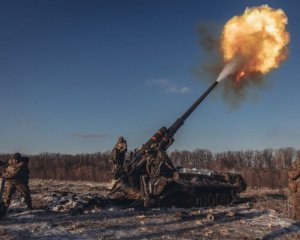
[3,181,32,209]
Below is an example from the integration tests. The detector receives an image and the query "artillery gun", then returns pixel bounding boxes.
[108,81,247,208]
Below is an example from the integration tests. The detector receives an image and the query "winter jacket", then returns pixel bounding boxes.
[4,161,29,183]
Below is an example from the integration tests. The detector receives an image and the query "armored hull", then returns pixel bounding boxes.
[108,167,247,208]
[158,167,247,207]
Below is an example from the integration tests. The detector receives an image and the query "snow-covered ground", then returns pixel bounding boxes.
[0,179,299,239]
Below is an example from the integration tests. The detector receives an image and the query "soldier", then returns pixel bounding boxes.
[288,156,300,221]
[145,143,176,198]
[109,137,127,188]
[146,143,175,179]
[0,153,33,219]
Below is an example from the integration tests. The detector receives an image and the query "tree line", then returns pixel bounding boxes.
[0,147,298,188]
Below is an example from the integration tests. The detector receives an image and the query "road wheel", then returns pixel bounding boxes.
[207,193,216,206]
[199,194,207,207]
[222,193,231,205]
[215,193,222,206]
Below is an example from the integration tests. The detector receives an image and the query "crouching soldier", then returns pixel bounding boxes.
[0,153,32,219]
[143,143,177,206]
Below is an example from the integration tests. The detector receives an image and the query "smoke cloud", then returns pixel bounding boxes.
[195,23,269,109]
[216,59,239,82]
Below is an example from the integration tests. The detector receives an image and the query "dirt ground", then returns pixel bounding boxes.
[0,179,300,240]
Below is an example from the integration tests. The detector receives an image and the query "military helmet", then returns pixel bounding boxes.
[12,152,22,161]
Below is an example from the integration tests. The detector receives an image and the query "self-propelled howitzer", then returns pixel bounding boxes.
[110,81,247,208]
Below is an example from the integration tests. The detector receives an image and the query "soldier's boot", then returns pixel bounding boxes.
[20,197,33,210]
[25,195,33,210]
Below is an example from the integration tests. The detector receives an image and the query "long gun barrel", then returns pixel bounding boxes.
[120,80,220,180]
[123,80,219,176]
[168,81,218,136]
[140,81,219,152]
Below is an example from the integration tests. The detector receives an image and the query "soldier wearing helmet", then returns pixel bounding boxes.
[145,142,176,177]
[0,153,33,219]
[110,136,127,180]
[145,143,176,202]
[288,155,300,221]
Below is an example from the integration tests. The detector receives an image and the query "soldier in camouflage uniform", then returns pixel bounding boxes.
[109,137,127,190]
[110,136,127,179]
[146,144,175,178]
[145,143,176,198]
[288,156,300,221]
[0,153,32,219]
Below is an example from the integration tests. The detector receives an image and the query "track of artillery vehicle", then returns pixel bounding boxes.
[108,81,247,208]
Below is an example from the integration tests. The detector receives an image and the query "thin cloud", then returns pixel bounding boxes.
[145,78,191,94]
[166,85,178,93]
[180,87,190,94]
[70,133,108,140]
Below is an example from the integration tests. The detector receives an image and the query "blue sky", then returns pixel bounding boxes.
[0,0,299,154]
